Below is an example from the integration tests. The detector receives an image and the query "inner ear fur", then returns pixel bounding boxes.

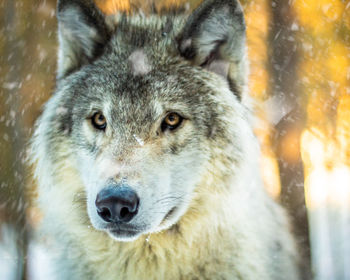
[56,0,111,79]
[177,0,248,100]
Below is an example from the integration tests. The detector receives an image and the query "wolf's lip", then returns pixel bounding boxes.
[108,227,140,237]
[160,206,177,225]
[165,207,177,219]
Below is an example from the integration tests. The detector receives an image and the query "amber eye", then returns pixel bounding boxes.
[161,112,183,132]
[91,112,107,130]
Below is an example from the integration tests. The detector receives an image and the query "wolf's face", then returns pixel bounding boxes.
[36,0,247,241]
[67,60,214,241]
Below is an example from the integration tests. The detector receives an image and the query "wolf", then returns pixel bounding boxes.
[30,0,300,279]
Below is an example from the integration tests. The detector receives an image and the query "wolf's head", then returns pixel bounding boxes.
[33,0,250,242]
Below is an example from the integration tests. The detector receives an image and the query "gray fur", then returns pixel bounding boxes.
[177,0,248,99]
[30,0,300,279]
[57,0,110,79]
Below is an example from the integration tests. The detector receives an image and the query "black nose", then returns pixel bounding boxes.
[95,185,139,223]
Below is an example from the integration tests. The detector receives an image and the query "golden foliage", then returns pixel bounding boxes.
[294,0,345,35]
[296,0,350,209]
[96,0,130,14]
[245,0,269,100]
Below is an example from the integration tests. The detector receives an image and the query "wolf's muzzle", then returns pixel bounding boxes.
[95,185,139,223]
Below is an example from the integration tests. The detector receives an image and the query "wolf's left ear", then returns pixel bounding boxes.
[56,0,110,79]
[177,0,247,100]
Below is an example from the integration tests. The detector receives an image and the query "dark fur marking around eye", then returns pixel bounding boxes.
[169,144,179,155]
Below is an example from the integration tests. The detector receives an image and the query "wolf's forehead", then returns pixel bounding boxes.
[100,16,181,71]
[83,53,210,117]
[87,55,185,104]
[110,14,181,47]
[80,71,174,119]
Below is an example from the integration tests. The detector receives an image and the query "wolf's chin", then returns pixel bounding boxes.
[107,229,142,242]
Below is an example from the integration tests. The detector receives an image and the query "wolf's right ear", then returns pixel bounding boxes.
[56,0,110,79]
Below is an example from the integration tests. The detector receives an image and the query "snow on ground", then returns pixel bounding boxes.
[0,224,20,280]
[0,224,55,280]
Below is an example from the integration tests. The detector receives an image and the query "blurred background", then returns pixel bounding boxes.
[0,0,349,279]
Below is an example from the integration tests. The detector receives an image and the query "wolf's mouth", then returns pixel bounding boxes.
[108,227,141,239]
[161,206,178,224]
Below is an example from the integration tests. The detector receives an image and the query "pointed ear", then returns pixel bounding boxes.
[56,0,111,79]
[177,0,248,100]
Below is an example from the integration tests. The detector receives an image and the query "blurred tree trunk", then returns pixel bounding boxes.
[0,1,28,279]
[268,1,310,279]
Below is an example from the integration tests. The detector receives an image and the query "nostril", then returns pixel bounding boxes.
[98,207,112,222]
[120,207,130,218]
